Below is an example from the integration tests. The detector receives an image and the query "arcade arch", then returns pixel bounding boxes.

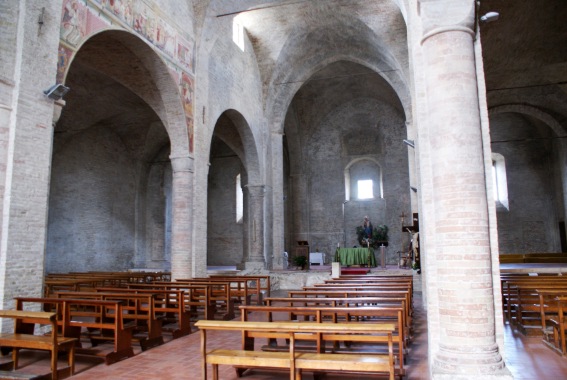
[46,31,185,273]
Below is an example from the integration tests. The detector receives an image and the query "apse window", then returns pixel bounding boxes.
[492,153,509,211]
[233,20,245,51]
[236,174,243,223]
[357,180,374,199]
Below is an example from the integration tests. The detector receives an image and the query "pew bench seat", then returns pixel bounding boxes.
[0,310,77,380]
[196,320,396,380]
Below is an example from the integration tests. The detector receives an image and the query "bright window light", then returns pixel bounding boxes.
[236,174,243,223]
[492,154,509,211]
[233,20,245,52]
[357,180,373,199]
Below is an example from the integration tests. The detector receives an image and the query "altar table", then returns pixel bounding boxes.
[334,248,377,267]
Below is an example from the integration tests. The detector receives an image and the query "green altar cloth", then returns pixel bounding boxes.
[334,248,376,267]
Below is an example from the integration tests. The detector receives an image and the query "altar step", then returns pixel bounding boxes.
[341,267,370,275]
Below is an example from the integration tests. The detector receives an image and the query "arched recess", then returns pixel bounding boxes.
[282,60,409,261]
[60,30,189,157]
[46,31,183,273]
[258,3,411,264]
[207,110,262,268]
[489,104,567,253]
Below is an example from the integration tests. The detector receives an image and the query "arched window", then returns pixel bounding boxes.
[344,158,383,201]
[236,173,243,223]
[492,153,509,211]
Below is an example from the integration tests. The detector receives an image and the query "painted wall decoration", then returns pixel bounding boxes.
[57,45,75,84]
[177,36,195,74]
[103,0,134,25]
[57,0,196,153]
[60,0,88,46]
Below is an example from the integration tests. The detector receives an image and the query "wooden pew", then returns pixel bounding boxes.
[536,289,567,345]
[14,297,136,364]
[510,285,567,335]
[305,284,413,305]
[0,310,77,380]
[208,275,272,302]
[176,277,254,308]
[501,277,567,323]
[288,289,413,322]
[239,304,407,377]
[548,296,567,355]
[54,291,165,350]
[195,319,396,380]
[95,287,192,337]
[130,282,219,320]
[264,296,411,339]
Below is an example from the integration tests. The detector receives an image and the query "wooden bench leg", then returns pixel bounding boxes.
[212,363,219,380]
[11,348,19,370]
[51,347,59,380]
[68,344,75,376]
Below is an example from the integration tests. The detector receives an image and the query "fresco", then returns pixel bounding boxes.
[60,0,88,46]
[56,45,74,84]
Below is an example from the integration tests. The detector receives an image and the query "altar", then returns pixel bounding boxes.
[334,247,377,267]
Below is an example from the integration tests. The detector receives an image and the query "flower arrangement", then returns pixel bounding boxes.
[355,224,389,248]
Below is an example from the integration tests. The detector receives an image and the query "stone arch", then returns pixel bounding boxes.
[265,10,410,134]
[207,109,263,268]
[488,103,566,254]
[211,109,261,184]
[489,104,566,137]
[47,30,187,273]
[60,30,189,157]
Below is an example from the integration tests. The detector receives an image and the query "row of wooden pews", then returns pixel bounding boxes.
[0,271,270,379]
[197,274,414,380]
[500,273,567,355]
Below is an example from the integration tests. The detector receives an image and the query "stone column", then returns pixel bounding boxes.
[290,173,309,243]
[245,184,265,270]
[169,155,194,280]
[419,1,512,378]
[271,132,285,270]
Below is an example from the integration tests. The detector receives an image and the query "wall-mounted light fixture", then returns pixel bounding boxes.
[480,12,499,23]
[410,186,418,193]
[403,139,415,148]
[43,84,70,101]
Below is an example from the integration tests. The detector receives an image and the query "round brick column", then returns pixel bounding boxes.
[245,184,266,268]
[170,155,194,279]
[419,1,512,378]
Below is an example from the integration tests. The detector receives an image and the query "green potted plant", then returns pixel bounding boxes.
[373,225,389,247]
[356,224,389,248]
[292,255,308,270]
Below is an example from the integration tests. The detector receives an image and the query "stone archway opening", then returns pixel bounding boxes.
[490,110,566,253]
[283,60,409,262]
[46,32,174,273]
[207,110,261,270]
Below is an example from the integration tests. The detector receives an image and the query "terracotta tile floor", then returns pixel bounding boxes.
[3,291,567,379]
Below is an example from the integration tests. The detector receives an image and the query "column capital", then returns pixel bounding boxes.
[244,184,266,197]
[419,0,476,44]
[169,155,194,173]
[52,99,66,127]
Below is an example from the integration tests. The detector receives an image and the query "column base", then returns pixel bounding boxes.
[432,370,513,380]
[432,344,513,380]
[244,261,265,271]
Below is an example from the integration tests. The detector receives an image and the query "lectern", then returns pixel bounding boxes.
[294,241,309,270]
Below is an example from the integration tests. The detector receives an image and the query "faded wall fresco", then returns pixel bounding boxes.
[57,0,195,152]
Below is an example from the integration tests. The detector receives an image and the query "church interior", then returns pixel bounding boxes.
[1,0,567,379]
